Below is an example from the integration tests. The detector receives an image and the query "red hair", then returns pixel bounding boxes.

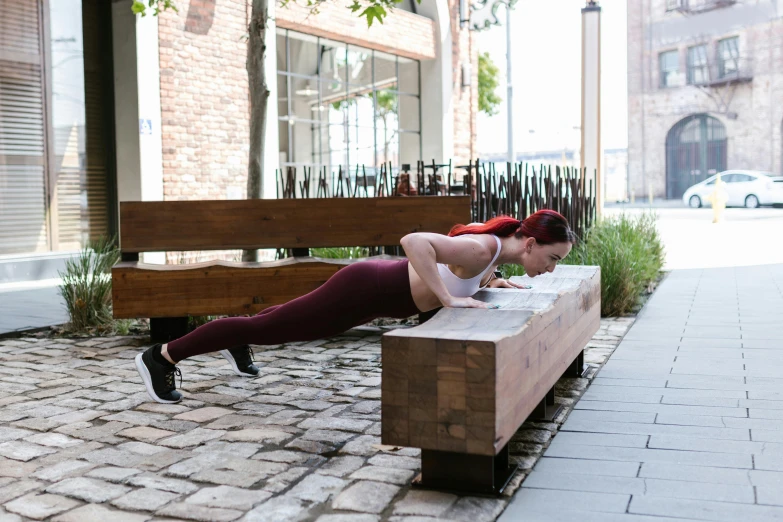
[449,209,576,245]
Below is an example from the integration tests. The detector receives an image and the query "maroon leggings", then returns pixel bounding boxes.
[166,259,420,362]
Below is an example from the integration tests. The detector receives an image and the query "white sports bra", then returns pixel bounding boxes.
[437,235,502,298]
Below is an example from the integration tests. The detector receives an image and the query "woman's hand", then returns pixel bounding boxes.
[443,296,499,309]
[487,277,532,289]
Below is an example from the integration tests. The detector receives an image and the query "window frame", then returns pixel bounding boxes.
[687,44,710,85]
[276,28,422,183]
[717,36,740,79]
[659,49,680,88]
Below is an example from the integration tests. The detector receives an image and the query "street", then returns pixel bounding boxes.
[604,205,783,270]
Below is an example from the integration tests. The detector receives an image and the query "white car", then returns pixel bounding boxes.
[682,170,783,208]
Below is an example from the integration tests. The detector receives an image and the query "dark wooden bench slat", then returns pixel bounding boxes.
[119,196,469,253]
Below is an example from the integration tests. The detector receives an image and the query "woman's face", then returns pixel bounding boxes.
[521,238,572,277]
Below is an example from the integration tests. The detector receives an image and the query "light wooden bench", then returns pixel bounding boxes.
[112,196,470,341]
[381,265,601,494]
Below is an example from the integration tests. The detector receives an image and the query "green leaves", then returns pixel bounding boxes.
[130,0,179,17]
[478,52,502,116]
[131,0,146,15]
[501,211,665,317]
[132,0,414,28]
[375,90,397,113]
[359,4,387,26]
[311,246,370,259]
[133,0,416,27]
[58,235,121,332]
[161,0,179,13]
[357,0,409,26]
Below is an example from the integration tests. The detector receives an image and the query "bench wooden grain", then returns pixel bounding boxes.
[381,265,601,494]
[112,196,470,341]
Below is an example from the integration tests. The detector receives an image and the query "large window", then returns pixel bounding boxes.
[659,50,679,88]
[717,37,740,78]
[687,44,710,85]
[0,0,113,255]
[276,29,421,180]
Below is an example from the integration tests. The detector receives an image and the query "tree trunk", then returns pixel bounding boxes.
[242,0,270,263]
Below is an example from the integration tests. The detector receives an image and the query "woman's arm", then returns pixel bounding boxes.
[400,232,493,308]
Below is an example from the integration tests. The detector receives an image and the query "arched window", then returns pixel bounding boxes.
[665,114,727,199]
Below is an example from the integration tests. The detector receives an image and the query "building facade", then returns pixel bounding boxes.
[0,0,477,281]
[149,0,478,205]
[628,0,783,200]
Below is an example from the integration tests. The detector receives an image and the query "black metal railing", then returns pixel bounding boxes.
[470,161,596,241]
[276,159,596,250]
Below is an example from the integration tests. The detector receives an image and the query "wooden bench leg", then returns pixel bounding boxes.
[570,349,588,378]
[150,317,189,343]
[412,442,517,495]
[532,385,562,422]
[418,307,441,325]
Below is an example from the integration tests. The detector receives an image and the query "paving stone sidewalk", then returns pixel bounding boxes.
[501,264,783,522]
[0,316,632,522]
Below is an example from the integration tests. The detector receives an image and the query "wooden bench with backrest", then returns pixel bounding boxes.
[112,196,470,342]
[381,264,601,494]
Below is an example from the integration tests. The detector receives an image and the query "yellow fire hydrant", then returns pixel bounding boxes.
[705,174,728,223]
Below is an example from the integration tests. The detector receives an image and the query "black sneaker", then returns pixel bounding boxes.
[220,345,260,377]
[135,344,183,404]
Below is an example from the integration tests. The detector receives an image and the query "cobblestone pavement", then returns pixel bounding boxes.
[0,318,633,521]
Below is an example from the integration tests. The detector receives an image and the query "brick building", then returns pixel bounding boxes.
[0,0,477,280]
[628,0,783,200]
[154,0,477,201]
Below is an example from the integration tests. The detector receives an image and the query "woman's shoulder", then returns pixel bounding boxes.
[459,233,499,250]
[454,234,498,265]
[405,232,494,268]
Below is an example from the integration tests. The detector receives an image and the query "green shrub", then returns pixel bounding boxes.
[58,235,121,332]
[500,212,664,317]
[498,262,527,279]
[188,315,218,330]
[114,318,134,336]
[310,247,370,259]
[562,212,664,316]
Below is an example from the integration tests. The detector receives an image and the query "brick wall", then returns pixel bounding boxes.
[276,0,436,61]
[158,0,475,203]
[158,0,250,202]
[449,0,478,166]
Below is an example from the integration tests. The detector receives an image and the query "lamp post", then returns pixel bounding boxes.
[581,0,602,214]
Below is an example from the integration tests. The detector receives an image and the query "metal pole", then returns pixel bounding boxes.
[506,4,514,166]
[581,1,601,214]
